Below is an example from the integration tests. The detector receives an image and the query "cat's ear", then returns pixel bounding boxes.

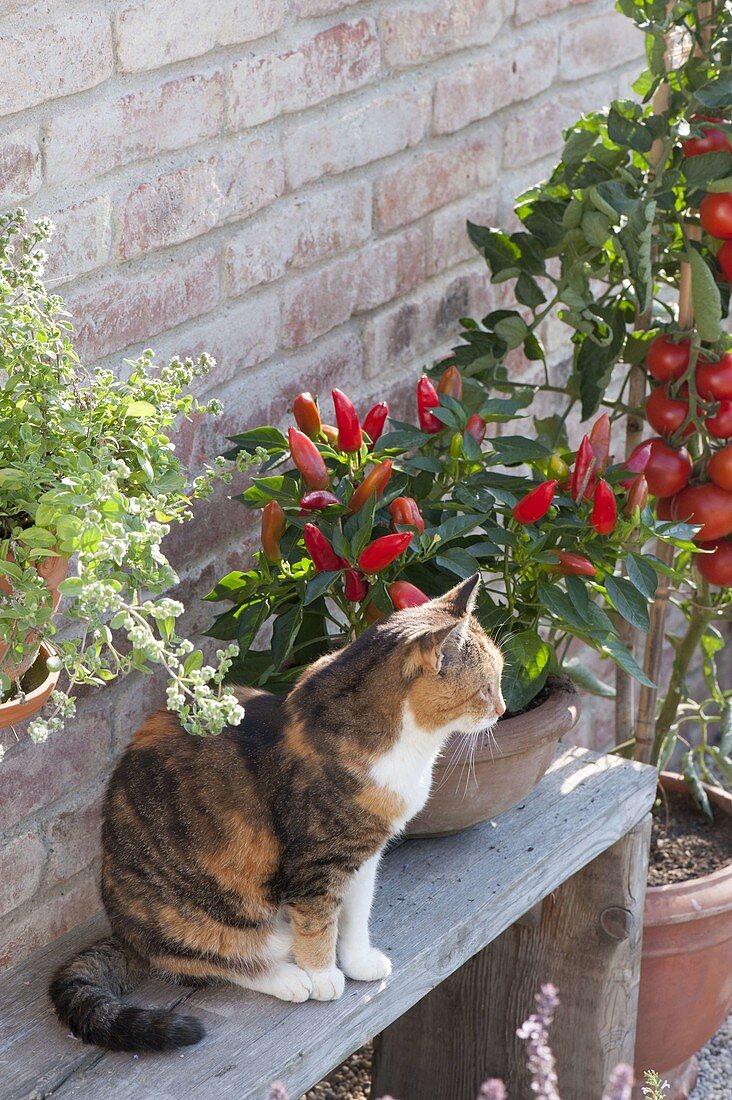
[437,573,481,618]
[404,619,464,677]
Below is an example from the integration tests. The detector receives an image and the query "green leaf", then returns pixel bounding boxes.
[607,102,653,153]
[720,701,732,757]
[270,604,304,671]
[435,549,482,579]
[681,752,713,824]
[304,570,339,606]
[124,400,157,419]
[467,223,521,280]
[226,426,288,451]
[501,630,552,713]
[604,575,650,632]
[490,437,551,465]
[626,554,658,601]
[374,429,431,453]
[240,475,301,507]
[694,75,732,110]
[515,272,547,310]
[617,198,656,314]
[683,150,732,191]
[183,649,204,674]
[237,601,269,651]
[494,314,529,348]
[688,246,722,343]
[602,634,654,688]
[562,657,615,698]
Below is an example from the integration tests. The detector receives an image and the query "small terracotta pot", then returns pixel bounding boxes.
[0,554,68,682]
[405,676,580,838]
[0,642,60,727]
[634,774,732,1099]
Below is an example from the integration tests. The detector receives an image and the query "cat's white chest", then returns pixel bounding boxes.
[369,704,445,829]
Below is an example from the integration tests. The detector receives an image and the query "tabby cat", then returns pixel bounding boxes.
[49,573,504,1053]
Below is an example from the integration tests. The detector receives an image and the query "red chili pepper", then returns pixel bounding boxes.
[624,475,649,516]
[344,569,368,602]
[321,424,338,445]
[588,413,611,475]
[437,365,463,401]
[332,389,363,453]
[513,480,558,524]
[348,460,393,514]
[358,532,413,574]
[620,439,654,489]
[261,500,285,563]
[389,496,425,534]
[591,479,617,535]
[303,523,342,572]
[288,427,329,490]
[388,580,430,608]
[466,414,486,445]
[293,392,321,440]
[571,435,597,501]
[417,375,442,433]
[550,551,596,577]
[299,490,341,510]
[362,402,389,447]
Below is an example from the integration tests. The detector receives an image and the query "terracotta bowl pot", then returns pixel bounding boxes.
[0,555,68,682]
[0,642,60,728]
[634,774,732,1099]
[405,675,580,838]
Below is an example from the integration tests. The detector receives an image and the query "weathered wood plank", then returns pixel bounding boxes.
[0,748,656,1100]
[371,814,653,1100]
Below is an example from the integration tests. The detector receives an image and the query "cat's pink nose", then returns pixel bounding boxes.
[495,699,506,717]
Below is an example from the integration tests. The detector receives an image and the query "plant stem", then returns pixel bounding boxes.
[651,584,714,764]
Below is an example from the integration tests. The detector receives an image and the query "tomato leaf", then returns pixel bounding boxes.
[688,246,722,343]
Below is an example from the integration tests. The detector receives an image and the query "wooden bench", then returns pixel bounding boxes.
[1,747,656,1100]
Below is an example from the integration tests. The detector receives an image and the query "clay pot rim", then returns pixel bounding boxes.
[436,674,580,766]
[0,641,60,726]
[645,771,732,925]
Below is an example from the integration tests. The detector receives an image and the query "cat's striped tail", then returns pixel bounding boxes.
[49,937,206,1052]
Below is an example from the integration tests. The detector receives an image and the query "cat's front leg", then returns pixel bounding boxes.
[288,897,345,1001]
[338,853,392,982]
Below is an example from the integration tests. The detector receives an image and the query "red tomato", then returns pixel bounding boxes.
[645,386,691,438]
[672,483,732,541]
[708,444,732,491]
[700,193,732,240]
[696,353,732,400]
[644,439,692,497]
[706,399,732,438]
[718,240,732,284]
[645,335,690,383]
[681,121,732,158]
[696,540,732,586]
[656,496,675,520]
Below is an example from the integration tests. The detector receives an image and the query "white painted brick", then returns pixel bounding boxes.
[284,88,430,188]
[380,0,507,69]
[44,197,111,285]
[115,0,287,73]
[0,12,113,117]
[44,72,224,187]
[427,190,499,277]
[118,159,221,259]
[217,134,286,223]
[226,180,372,295]
[0,125,41,205]
[560,10,644,81]
[229,18,380,130]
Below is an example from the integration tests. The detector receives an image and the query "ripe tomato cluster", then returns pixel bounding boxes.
[642,330,732,586]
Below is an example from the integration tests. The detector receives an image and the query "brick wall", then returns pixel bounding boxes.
[0,0,643,969]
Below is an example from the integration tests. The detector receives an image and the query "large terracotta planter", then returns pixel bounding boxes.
[634,774,732,1099]
[405,675,580,838]
[0,642,60,727]
[0,555,67,682]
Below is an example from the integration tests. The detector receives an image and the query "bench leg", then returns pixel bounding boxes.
[371,815,651,1100]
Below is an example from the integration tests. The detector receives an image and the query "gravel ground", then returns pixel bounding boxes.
[689,1013,732,1100]
[299,1015,732,1099]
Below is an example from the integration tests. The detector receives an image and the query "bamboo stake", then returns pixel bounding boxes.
[615,82,671,746]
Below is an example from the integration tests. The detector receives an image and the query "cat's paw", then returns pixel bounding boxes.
[260,963,312,1002]
[307,966,345,1001]
[340,947,392,982]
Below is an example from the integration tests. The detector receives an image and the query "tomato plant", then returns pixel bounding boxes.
[696,353,732,400]
[708,444,732,491]
[700,192,732,240]
[696,540,732,586]
[718,240,732,284]
[706,400,732,439]
[645,387,691,438]
[672,483,732,541]
[681,119,732,158]
[646,336,690,383]
[644,440,692,497]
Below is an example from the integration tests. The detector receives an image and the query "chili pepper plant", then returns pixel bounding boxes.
[434,0,732,810]
[206,377,688,714]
